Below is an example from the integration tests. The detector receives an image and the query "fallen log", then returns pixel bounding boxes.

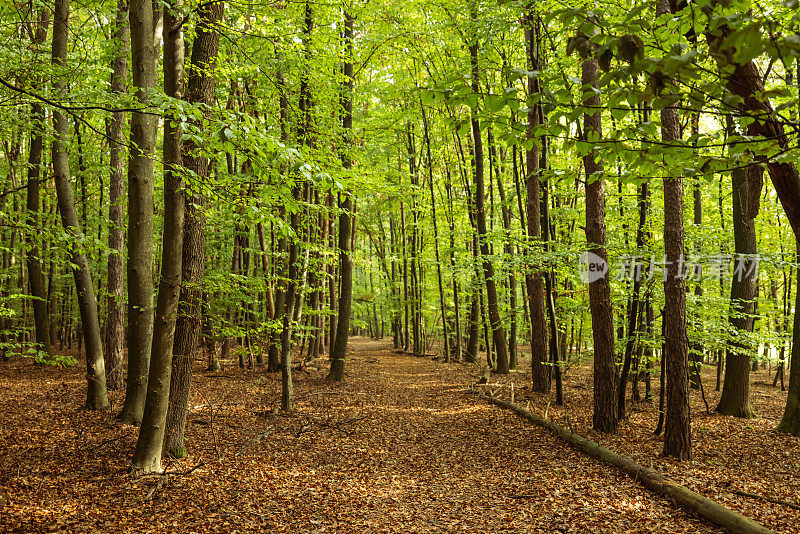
[475,391,774,534]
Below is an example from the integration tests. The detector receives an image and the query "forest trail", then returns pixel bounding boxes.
[0,338,728,533]
[273,337,721,533]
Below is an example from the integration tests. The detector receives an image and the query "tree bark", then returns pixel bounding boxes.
[328,10,355,381]
[523,13,549,390]
[165,0,223,457]
[25,10,52,358]
[51,0,109,410]
[105,0,129,391]
[120,0,158,425]
[716,157,760,418]
[421,102,450,362]
[582,28,617,433]
[659,0,691,459]
[470,2,509,375]
[157,0,188,459]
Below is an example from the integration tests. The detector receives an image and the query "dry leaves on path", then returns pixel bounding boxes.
[0,338,789,532]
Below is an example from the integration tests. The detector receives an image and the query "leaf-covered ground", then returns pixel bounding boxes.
[0,338,797,533]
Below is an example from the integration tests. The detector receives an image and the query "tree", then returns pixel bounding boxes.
[51,0,109,410]
[469,0,509,375]
[329,8,356,382]
[25,8,52,359]
[523,11,549,390]
[658,0,691,461]
[160,0,187,459]
[716,155,760,418]
[119,0,158,425]
[165,0,224,456]
[105,0,129,391]
[581,22,617,434]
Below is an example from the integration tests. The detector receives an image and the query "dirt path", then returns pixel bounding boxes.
[2,338,722,533]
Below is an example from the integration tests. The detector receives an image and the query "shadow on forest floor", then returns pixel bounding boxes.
[0,337,797,533]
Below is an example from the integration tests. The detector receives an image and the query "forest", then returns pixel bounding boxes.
[1,0,800,531]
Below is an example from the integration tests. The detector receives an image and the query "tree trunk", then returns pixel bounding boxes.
[105,0,129,391]
[131,0,187,472]
[120,0,158,425]
[523,13,549,390]
[421,102,450,361]
[328,10,355,381]
[51,0,109,410]
[493,134,517,369]
[161,0,190,458]
[470,2,509,375]
[716,158,760,418]
[25,10,52,359]
[445,172,463,361]
[659,0,690,460]
[581,27,617,433]
[164,0,222,457]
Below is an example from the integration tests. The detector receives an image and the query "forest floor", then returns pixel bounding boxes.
[0,338,798,533]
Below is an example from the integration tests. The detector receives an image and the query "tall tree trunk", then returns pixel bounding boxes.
[701,5,800,436]
[659,0,691,460]
[470,2,509,374]
[716,153,760,418]
[51,0,109,410]
[401,200,410,350]
[492,134,517,369]
[280,216,299,408]
[158,0,189,458]
[523,12,549,390]
[689,112,703,390]
[131,0,186,472]
[165,0,223,456]
[618,182,647,417]
[25,10,52,358]
[421,103,450,361]
[445,171,462,360]
[540,139,563,405]
[105,0,129,391]
[328,9,355,381]
[582,26,617,433]
[120,0,158,425]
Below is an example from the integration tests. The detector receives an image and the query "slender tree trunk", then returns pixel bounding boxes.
[280,196,300,408]
[51,0,109,410]
[328,10,355,381]
[164,0,222,457]
[618,180,648,418]
[689,112,703,390]
[493,138,517,369]
[120,0,158,425]
[131,0,187,471]
[659,0,690,460]
[470,2,509,374]
[401,200,410,351]
[445,172,463,360]
[582,26,617,433]
[25,10,52,358]
[421,103,450,361]
[523,13,548,390]
[716,155,760,418]
[105,0,129,391]
[26,105,52,358]
[540,140,562,405]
